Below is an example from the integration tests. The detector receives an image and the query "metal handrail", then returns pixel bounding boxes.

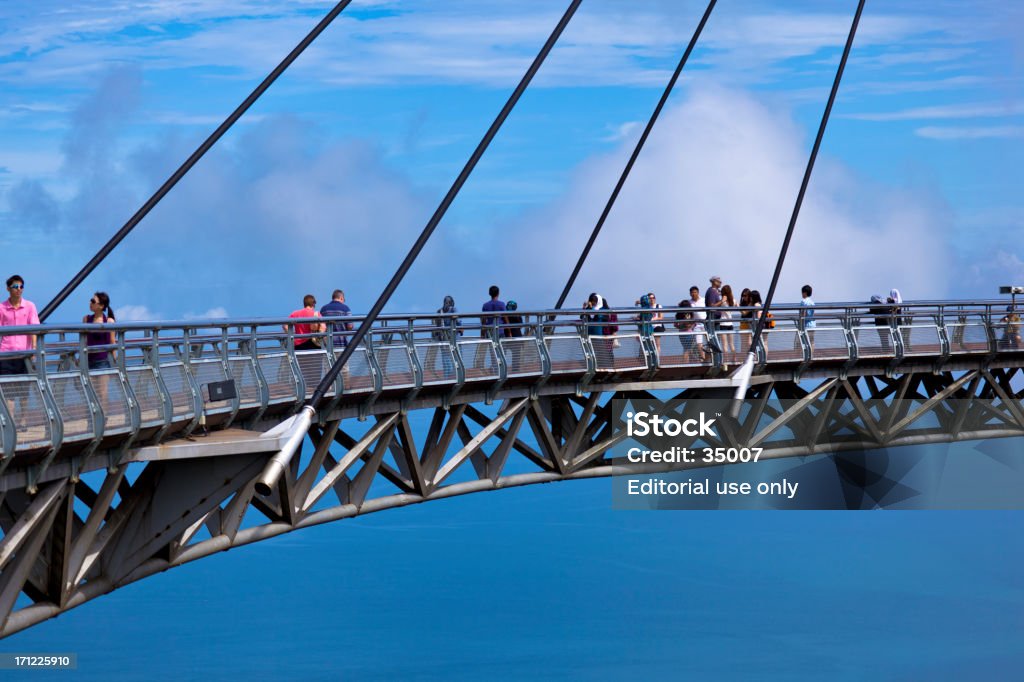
[0,300,1020,480]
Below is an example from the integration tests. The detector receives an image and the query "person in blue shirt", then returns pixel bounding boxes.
[477,285,506,370]
[800,284,816,352]
[320,289,353,349]
[481,285,506,332]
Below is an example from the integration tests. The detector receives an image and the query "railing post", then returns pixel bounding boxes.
[247,325,271,423]
[444,320,467,410]
[704,320,723,373]
[220,325,241,426]
[118,329,142,434]
[359,329,383,420]
[401,320,424,413]
[0,386,14,465]
[180,326,204,437]
[284,321,306,413]
[108,328,143,470]
[148,329,175,444]
[26,331,63,493]
[576,317,597,394]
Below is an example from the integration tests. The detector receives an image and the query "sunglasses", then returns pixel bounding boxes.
[8,284,23,290]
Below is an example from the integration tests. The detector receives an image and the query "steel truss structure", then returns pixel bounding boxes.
[1,364,1021,637]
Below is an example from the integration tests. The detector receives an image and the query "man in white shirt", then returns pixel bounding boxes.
[688,285,706,331]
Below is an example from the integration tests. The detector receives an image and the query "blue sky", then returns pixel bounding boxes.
[1,0,1022,321]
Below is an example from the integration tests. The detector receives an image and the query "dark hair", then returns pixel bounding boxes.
[801,284,813,297]
[332,289,344,300]
[6,274,23,288]
[750,290,763,306]
[92,291,115,320]
[689,286,700,294]
[303,294,316,307]
[721,284,735,306]
[588,292,600,305]
[739,288,751,306]
[488,285,500,298]
[675,299,693,322]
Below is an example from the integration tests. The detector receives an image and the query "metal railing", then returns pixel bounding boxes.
[0,301,1020,477]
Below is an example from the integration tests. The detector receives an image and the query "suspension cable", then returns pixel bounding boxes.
[554,0,717,309]
[306,0,583,409]
[748,0,866,351]
[726,0,866,413]
[40,0,357,321]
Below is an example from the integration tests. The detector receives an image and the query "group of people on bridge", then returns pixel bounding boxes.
[3,271,1021,381]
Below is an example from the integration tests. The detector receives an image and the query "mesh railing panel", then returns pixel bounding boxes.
[459,339,500,381]
[257,354,298,404]
[899,325,943,357]
[992,322,1023,352]
[49,374,96,442]
[761,329,805,363]
[416,343,457,385]
[946,323,990,354]
[228,357,262,409]
[89,371,131,432]
[338,346,375,394]
[853,326,896,359]
[0,377,52,451]
[545,335,587,375]
[589,334,647,371]
[808,327,850,361]
[717,329,755,367]
[126,367,164,426]
[375,345,415,389]
[159,363,197,421]
[500,337,543,377]
[295,351,334,400]
[190,360,231,414]
[654,333,708,369]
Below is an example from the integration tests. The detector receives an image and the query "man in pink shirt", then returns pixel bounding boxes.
[0,274,40,375]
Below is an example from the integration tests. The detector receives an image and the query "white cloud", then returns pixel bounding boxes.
[116,304,161,321]
[847,102,1024,122]
[0,1,1008,90]
[602,121,641,143]
[434,86,954,308]
[966,251,1024,295]
[184,307,229,320]
[915,125,1024,140]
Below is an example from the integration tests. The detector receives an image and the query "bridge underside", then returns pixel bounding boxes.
[1,364,1021,636]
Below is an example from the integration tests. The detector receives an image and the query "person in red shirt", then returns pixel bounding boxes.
[285,294,325,351]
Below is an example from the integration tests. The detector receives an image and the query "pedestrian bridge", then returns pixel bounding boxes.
[0,300,1021,636]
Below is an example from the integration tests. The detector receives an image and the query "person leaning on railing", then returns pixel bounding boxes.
[869,295,892,352]
[286,294,325,351]
[1000,306,1022,350]
[84,292,116,370]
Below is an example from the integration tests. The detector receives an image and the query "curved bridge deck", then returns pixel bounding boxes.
[0,301,1021,490]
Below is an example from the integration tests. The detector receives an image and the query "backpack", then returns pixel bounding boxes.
[765,312,775,329]
[604,313,619,336]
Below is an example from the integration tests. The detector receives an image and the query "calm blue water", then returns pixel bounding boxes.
[5,477,1023,680]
